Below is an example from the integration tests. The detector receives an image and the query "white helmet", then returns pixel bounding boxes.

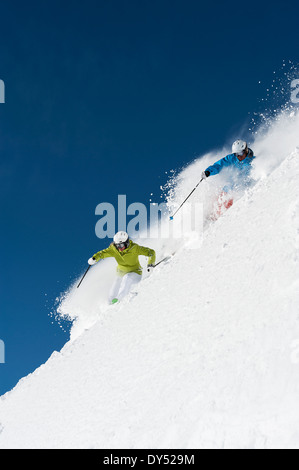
[232,139,247,155]
[113,231,129,250]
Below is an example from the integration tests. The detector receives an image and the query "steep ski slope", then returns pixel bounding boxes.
[56,111,299,342]
[0,148,298,449]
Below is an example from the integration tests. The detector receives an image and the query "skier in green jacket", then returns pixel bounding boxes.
[88,231,156,304]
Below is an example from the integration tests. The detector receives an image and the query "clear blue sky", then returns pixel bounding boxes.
[0,0,298,395]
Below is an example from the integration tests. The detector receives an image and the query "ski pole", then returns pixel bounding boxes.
[153,252,176,268]
[169,178,203,220]
[77,265,91,289]
[153,256,171,268]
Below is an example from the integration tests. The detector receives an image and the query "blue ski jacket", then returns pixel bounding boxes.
[205,149,256,191]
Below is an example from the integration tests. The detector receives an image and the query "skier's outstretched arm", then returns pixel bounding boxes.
[203,155,234,178]
[88,244,114,265]
[136,245,156,266]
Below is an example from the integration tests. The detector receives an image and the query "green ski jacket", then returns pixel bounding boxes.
[93,240,156,276]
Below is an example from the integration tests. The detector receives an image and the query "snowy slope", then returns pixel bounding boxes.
[0,113,298,449]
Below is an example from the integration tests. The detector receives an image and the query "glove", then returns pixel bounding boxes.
[147,264,154,273]
[201,170,210,179]
[88,257,97,266]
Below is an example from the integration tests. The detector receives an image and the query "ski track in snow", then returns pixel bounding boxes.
[0,111,299,449]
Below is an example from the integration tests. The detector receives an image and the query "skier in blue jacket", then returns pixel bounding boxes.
[201,140,256,218]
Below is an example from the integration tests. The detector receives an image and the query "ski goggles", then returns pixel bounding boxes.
[235,147,248,157]
[114,240,129,251]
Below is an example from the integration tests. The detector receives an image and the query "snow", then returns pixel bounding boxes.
[0,111,299,449]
